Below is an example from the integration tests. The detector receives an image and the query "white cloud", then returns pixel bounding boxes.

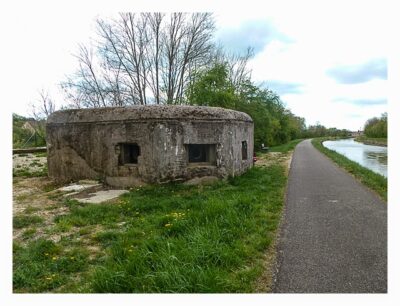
[241,2,388,130]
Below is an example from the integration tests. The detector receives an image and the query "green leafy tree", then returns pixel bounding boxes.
[187,63,238,108]
[187,63,306,149]
[364,113,387,138]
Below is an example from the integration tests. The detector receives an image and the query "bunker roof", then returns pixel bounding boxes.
[47,105,253,124]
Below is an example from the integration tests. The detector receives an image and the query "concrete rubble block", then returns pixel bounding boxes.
[72,190,129,204]
[57,182,101,193]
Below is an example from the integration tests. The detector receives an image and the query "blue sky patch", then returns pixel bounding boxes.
[326,58,387,84]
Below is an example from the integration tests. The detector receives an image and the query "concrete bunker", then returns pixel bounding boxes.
[46,105,254,187]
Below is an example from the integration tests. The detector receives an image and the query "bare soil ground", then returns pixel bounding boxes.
[13,154,107,250]
[13,153,47,171]
[256,151,293,174]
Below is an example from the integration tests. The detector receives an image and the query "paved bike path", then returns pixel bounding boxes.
[273,139,387,293]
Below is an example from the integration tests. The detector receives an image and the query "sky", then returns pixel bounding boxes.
[214,7,388,131]
[1,1,390,131]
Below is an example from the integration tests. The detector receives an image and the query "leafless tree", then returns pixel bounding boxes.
[208,46,254,96]
[227,47,254,93]
[145,13,164,104]
[61,44,109,108]
[29,89,57,141]
[174,13,215,104]
[62,12,216,107]
[31,89,56,120]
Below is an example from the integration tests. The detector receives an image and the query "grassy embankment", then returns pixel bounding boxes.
[354,136,387,147]
[13,141,300,293]
[267,139,304,153]
[312,138,387,201]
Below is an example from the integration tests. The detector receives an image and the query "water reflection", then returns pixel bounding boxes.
[323,138,387,177]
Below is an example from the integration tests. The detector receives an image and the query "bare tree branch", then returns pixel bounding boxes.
[62,12,216,107]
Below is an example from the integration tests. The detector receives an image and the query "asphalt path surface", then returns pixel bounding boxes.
[273,139,387,293]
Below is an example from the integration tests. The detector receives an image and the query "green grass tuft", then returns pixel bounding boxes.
[14,215,44,229]
[13,164,48,178]
[21,228,37,240]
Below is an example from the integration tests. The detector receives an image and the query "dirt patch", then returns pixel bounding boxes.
[12,155,112,245]
[13,177,60,214]
[255,151,292,171]
[13,176,70,242]
[12,174,127,249]
[73,189,129,204]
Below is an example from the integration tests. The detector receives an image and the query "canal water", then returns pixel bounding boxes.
[322,138,387,177]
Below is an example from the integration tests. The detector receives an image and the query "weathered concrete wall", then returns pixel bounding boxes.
[46,106,254,187]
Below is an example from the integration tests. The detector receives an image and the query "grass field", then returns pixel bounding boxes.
[12,141,301,293]
[312,138,387,201]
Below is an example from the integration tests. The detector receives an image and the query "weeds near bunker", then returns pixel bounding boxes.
[21,228,37,240]
[13,165,48,178]
[13,215,44,229]
[13,165,288,293]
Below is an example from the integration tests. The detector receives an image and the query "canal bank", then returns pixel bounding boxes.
[312,138,387,201]
[355,136,387,147]
[323,138,387,177]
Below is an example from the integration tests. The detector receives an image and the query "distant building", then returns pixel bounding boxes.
[350,130,364,137]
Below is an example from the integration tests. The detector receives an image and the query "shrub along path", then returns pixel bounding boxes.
[274,139,387,293]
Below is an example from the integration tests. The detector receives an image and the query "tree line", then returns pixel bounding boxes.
[28,12,348,149]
